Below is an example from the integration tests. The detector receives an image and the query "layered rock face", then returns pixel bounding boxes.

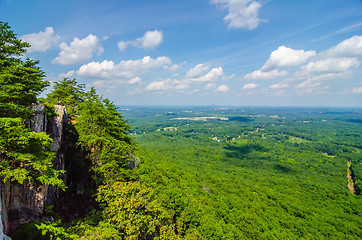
[0,105,67,234]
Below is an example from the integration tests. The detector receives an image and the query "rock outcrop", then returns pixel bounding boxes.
[0,104,67,234]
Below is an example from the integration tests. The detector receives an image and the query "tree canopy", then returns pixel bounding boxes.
[0,21,48,119]
[0,22,64,188]
[45,78,85,114]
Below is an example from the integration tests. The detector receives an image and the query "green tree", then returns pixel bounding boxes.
[46,78,85,114]
[96,181,172,239]
[0,21,49,119]
[75,88,135,184]
[0,22,64,188]
[0,117,65,188]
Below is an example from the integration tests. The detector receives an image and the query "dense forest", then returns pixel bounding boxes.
[121,106,362,239]
[1,21,362,239]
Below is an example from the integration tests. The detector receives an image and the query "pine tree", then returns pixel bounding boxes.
[0,21,48,119]
[0,22,64,187]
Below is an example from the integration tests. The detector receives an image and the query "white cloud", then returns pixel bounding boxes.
[309,72,348,81]
[146,79,177,91]
[59,70,75,79]
[244,69,288,80]
[138,30,163,49]
[175,83,189,90]
[242,36,362,97]
[77,60,115,77]
[222,74,235,81]
[170,62,186,71]
[118,30,163,51]
[21,27,60,53]
[186,64,211,78]
[77,56,171,78]
[214,84,229,92]
[242,83,258,89]
[295,79,321,89]
[188,67,225,82]
[93,79,119,88]
[294,80,330,96]
[321,35,362,58]
[269,83,288,89]
[204,83,216,90]
[148,65,230,93]
[211,0,266,30]
[118,41,129,51]
[52,34,104,65]
[352,86,362,94]
[300,57,359,74]
[128,77,141,85]
[262,46,316,70]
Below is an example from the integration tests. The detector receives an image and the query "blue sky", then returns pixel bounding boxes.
[1,0,362,106]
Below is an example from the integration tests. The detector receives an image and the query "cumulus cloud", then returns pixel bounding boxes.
[262,46,316,70]
[244,69,288,80]
[146,79,178,91]
[292,38,361,93]
[77,56,171,78]
[170,62,186,71]
[294,58,358,93]
[77,60,115,77]
[128,77,141,85]
[117,41,129,51]
[242,35,362,96]
[21,27,60,52]
[138,30,163,48]
[186,64,211,78]
[352,86,362,94]
[242,83,258,89]
[300,57,360,74]
[59,70,75,79]
[187,67,225,82]
[214,84,229,92]
[211,0,266,30]
[321,35,362,58]
[140,62,230,93]
[52,34,104,65]
[118,30,163,51]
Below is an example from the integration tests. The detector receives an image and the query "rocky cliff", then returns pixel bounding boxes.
[0,104,67,234]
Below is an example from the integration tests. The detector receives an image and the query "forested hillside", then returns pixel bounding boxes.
[122,106,362,239]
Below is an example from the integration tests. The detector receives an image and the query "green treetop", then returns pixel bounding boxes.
[75,88,135,184]
[46,78,85,113]
[0,21,49,119]
[0,22,64,188]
